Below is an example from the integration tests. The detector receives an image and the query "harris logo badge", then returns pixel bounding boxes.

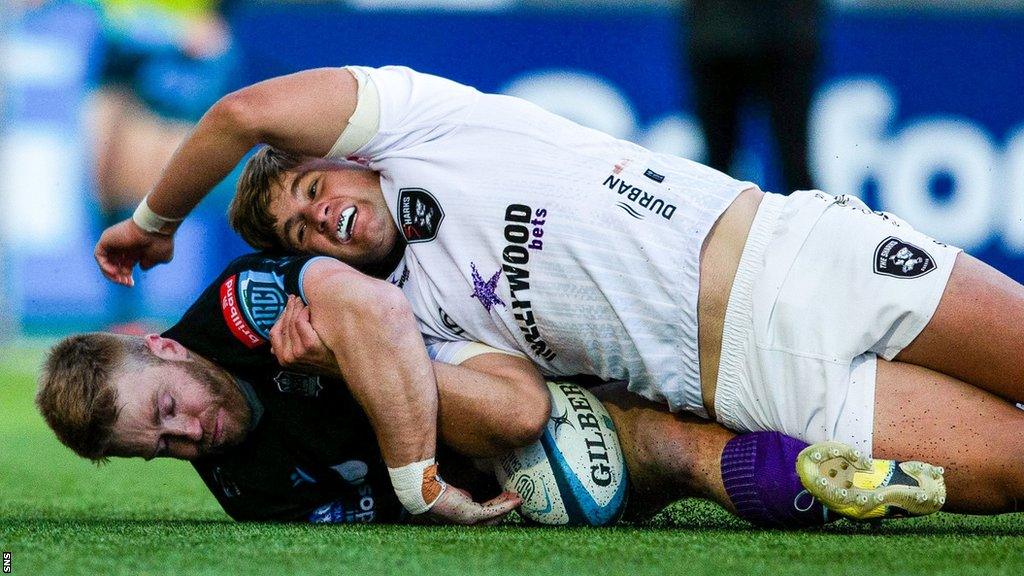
[874,237,936,279]
[398,188,444,243]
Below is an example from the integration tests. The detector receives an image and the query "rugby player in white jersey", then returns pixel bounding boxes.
[95,66,1024,517]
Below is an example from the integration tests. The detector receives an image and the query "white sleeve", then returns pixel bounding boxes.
[334,65,480,161]
[425,340,527,366]
[326,67,380,159]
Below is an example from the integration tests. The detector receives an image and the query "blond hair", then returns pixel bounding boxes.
[36,333,154,462]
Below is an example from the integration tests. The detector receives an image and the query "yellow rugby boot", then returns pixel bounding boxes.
[796,440,946,520]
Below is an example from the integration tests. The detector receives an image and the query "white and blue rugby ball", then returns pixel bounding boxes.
[493,380,629,526]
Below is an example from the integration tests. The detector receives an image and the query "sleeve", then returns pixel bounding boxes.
[328,65,481,161]
[162,252,326,368]
[424,339,527,366]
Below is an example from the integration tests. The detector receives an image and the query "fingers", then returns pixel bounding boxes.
[477,492,522,526]
[429,485,519,526]
[269,297,298,364]
[94,219,176,286]
[292,302,325,355]
[95,250,134,287]
[270,296,316,367]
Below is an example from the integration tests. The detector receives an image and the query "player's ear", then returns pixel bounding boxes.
[143,334,190,361]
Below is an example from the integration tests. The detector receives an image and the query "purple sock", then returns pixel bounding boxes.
[721,432,832,528]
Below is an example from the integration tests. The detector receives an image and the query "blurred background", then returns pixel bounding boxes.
[2,0,1023,339]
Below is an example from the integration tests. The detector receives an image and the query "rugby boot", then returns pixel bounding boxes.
[796,440,946,521]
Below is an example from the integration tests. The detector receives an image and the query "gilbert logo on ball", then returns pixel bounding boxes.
[494,381,628,526]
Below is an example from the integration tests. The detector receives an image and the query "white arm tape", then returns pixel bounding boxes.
[132,195,184,235]
[388,458,446,515]
[327,67,381,159]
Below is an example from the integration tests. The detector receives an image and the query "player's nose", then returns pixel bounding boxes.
[305,201,331,231]
[169,415,203,443]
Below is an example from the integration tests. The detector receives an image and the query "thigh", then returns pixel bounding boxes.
[896,252,1024,404]
[873,358,1024,514]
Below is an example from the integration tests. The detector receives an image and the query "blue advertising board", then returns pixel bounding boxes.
[6,5,1024,331]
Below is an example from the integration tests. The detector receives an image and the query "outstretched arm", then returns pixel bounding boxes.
[95,68,359,285]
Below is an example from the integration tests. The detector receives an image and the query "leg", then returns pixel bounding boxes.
[896,252,1024,404]
[593,383,835,527]
[873,358,1024,513]
[592,382,735,517]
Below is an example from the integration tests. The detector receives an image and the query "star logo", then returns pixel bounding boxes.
[470,262,506,311]
[550,408,574,433]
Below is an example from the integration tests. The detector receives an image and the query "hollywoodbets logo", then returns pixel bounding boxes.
[501,204,556,362]
[398,188,444,243]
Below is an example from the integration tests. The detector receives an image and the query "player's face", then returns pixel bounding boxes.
[269,160,400,267]
[109,337,251,461]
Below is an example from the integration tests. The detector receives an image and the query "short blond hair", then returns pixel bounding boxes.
[229,145,305,251]
[36,333,154,462]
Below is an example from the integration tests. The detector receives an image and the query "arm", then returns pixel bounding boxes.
[95,68,359,285]
[301,260,436,471]
[270,295,550,457]
[434,352,549,457]
[298,258,519,523]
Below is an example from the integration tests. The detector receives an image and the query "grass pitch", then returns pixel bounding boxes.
[2,343,1022,576]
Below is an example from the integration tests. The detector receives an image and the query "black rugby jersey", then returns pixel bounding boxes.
[162,252,405,523]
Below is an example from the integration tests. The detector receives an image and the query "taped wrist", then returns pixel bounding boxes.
[132,195,184,235]
[388,459,447,515]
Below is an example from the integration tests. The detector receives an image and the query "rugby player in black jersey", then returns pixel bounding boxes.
[38,252,945,526]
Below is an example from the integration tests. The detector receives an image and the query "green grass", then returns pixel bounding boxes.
[2,343,1023,575]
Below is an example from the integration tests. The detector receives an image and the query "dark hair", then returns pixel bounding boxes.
[229,145,305,250]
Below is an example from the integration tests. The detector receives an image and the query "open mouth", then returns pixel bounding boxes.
[336,206,358,242]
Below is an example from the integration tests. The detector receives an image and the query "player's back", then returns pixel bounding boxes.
[357,66,752,413]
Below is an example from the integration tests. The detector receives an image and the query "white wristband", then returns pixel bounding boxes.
[388,458,447,515]
[132,195,184,235]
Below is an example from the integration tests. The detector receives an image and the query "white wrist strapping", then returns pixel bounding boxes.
[132,195,184,235]
[388,458,447,515]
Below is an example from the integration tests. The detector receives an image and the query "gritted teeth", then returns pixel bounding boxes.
[336,206,357,241]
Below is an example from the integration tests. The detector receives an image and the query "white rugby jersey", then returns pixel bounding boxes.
[332,66,752,416]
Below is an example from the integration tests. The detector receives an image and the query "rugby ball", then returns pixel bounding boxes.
[493,381,628,526]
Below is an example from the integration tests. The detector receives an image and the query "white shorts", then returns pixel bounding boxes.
[714,190,961,454]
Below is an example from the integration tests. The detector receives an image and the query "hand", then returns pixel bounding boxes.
[94,219,175,287]
[270,296,341,376]
[425,486,521,526]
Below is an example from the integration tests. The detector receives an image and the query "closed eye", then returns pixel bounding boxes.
[160,393,175,420]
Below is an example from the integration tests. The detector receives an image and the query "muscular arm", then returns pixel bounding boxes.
[148,68,358,219]
[95,69,360,284]
[434,352,549,457]
[300,257,436,470]
[271,262,550,458]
